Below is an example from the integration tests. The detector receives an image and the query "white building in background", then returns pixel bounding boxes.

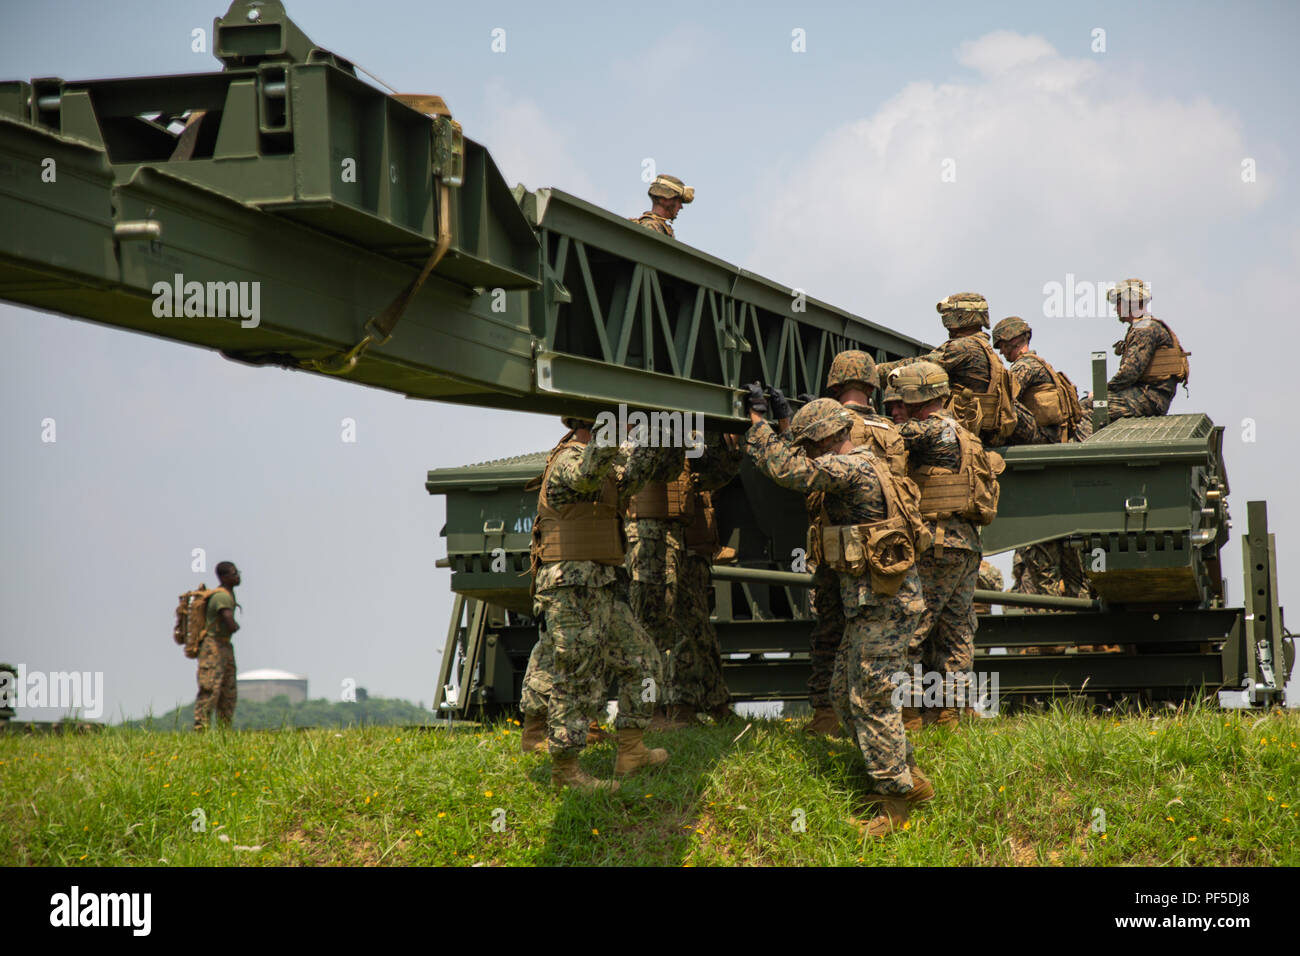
[237,669,308,704]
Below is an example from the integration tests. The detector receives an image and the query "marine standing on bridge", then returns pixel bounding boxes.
[890,362,1002,730]
[803,352,909,738]
[526,415,672,792]
[744,392,933,837]
[1106,279,1190,421]
[194,561,241,732]
[631,175,694,237]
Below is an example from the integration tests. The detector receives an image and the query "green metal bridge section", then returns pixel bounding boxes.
[0,0,1291,718]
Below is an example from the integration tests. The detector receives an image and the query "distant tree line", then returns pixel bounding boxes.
[125,695,437,731]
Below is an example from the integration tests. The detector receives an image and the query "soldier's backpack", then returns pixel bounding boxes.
[911,419,1005,526]
[174,586,220,659]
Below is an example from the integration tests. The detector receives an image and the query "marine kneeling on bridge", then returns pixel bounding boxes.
[743,388,935,837]
[520,414,678,793]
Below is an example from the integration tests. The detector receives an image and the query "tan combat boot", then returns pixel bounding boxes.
[649,706,692,731]
[551,755,620,793]
[614,728,669,777]
[714,546,738,564]
[906,765,936,803]
[862,796,911,838]
[805,706,842,737]
[520,713,548,754]
[586,720,611,744]
[902,707,924,733]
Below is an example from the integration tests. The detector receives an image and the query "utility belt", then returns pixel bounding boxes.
[815,515,915,596]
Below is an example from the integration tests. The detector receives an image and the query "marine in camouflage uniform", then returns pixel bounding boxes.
[878,293,1013,446]
[991,315,1098,610]
[744,393,931,835]
[194,561,241,731]
[525,416,674,790]
[973,560,1003,616]
[623,448,687,659]
[892,363,985,728]
[1106,278,1187,421]
[804,352,909,736]
[631,174,694,238]
[664,433,744,720]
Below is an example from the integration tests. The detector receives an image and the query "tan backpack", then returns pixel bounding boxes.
[174,585,220,659]
[1019,355,1085,439]
[1138,318,1191,385]
[971,336,1019,445]
[911,420,1005,526]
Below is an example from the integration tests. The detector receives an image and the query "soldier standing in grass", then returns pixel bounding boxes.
[890,362,1002,731]
[744,389,933,838]
[525,415,672,792]
[801,352,909,738]
[194,561,241,731]
[1106,278,1189,421]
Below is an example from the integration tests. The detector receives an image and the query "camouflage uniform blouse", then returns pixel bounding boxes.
[1109,316,1177,392]
[745,420,917,615]
[632,212,674,238]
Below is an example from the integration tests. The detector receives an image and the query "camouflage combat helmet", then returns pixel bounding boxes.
[882,384,903,405]
[648,174,694,204]
[991,315,1032,346]
[561,414,595,430]
[936,292,990,330]
[826,350,879,393]
[888,361,950,403]
[789,398,855,446]
[1107,278,1150,303]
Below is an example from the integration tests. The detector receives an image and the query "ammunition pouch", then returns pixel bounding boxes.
[1140,346,1190,384]
[819,517,914,596]
[1021,382,1065,427]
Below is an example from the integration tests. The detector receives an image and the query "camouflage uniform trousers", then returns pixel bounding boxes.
[910,548,981,706]
[664,530,730,712]
[1107,384,1174,421]
[625,518,675,656]
[829,594,922,796]
[194,636,237,730]
[807,563,845,709]
[534,583,663,757]
[520,637,554,718]
[1012,541,1095,607]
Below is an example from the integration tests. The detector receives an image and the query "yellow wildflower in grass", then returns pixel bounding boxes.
[1149,731,1158,736]
[83,825,88,831]
[1267,795,1275,802]
[1282,804,1290,809]
[438,812,446,818]
[415,830,422,837]
[592,829,599,835]
[1260,738,1268,745]
[998,786,1005,793]
[79,855,87,861]
[644,794,652,799]
[1222,817,1231,823]
[1166,816,1175,823]
[1101,833,1108,840]
[902,821,911,831]
[234,771,241,777]
[365,796,370,804]
[484,791,493,798]
[1187,836,1197,842]
[163,783,170,788]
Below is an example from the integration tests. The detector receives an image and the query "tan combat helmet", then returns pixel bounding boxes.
[561,414,595,430]
[826,350,880,394]
[882,384,903,405]
[648,174,694,204]
[991,315,1032,346]
[937,292,990,330]
[1107,278,1150,304]
[789,398,855,447]
[888,361,950,403]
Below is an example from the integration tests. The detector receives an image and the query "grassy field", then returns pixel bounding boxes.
[3,702,1298,866]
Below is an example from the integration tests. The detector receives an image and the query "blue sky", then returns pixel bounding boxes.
[2,0,1297,719]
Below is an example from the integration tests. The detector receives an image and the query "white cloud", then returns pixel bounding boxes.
[474,80,602,203]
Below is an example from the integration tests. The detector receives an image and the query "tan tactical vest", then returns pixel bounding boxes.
[624,471,695,520]
[814,455,932,595]
[909,416,1004,526]
[1137,318,1191,385]
[530,437,626,565]
[683,488,721,559]
[1018,353,1085,437]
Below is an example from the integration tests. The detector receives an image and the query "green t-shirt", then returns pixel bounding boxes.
[205,589,237,642]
